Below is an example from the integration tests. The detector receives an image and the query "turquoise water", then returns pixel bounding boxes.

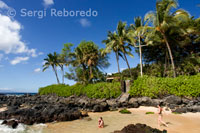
[0,92,37,96]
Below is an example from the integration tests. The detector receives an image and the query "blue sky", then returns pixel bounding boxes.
[0,0,199,92]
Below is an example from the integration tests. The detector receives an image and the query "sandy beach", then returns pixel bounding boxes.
[43,106,200,133]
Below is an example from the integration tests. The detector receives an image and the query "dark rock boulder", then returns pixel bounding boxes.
[191,105,200,113]
[128,98,139,108]
[151,99,163,107]
[168,104,178,109]
[106,99,118,107]
[164,95,182,105]
[114,123,167,133]
[174,107,187,113]
[137,97,153,106]
[2,120,18,129]
[181,98,190,105]
[118,93,130,103]
[93,102,108,112]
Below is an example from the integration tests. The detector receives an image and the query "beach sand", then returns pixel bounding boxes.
[0,107,7,112]
[42,106,200,133]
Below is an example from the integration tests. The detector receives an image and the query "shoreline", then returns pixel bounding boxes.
[44,106,200,133]
[1,106,200,132]
[1,94,200,132]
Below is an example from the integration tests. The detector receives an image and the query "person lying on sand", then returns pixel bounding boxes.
[98,117,104,128]
[157,104,168,128]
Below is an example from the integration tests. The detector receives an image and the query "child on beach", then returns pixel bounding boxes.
[98,117,104,128]
[157,104,168,128]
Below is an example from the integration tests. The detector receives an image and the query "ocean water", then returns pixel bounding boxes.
[0,92,37,96]
[0,120,46,133]
[0,92,44,133]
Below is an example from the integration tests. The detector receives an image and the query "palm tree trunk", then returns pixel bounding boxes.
[82,64,88,84]
[138,36,143,77]
[61,66,64,84]
[115,52,121,74]
[164,51,167,77]
[123,52,133,78]
[162,34,176,78]
[90,66,93,79]
[53,66,60,84]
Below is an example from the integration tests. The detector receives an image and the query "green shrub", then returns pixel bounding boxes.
[119,109,131,114]
[39,82,121,99]
[83,82,121,99]
[38,84,85,97]
[145,112,155,115]
[129,74,200,98]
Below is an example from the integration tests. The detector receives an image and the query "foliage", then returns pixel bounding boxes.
[66,41,110,84]
[83,82,121,99]
[119,109,132,114]
[102,21,134,78]
[129,74,200,98]
[43,52,61,84]
[39,82,121,99]
[144,0,191,77]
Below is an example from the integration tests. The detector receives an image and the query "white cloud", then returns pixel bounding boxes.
[0,14,37,57]
[0,88,12,92]
[34,68,41,73]
[0,88,10,90]
[120,68,126,71]
[38,52,44,55]
[0,0,9,9]
[43,0,54,7]
[0,1,42,66]
[10,56,29,65]
[79,18,91,27]
[42,61,46,65]
[0,53,3,61]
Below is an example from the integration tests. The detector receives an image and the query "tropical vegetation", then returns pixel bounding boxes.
[41,0,200,98]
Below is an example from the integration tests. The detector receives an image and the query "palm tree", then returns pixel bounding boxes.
[57,55,66,84]
[69,41,109,83]
[71,46,88,83]
[59,43,74,84]
[145,0,190,77]
[43,52,60,84]
[128,17,150,77]
[102,31,124,75]
[116,21,134,78]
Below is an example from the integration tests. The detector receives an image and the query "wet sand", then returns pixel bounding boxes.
[43,106,200,133]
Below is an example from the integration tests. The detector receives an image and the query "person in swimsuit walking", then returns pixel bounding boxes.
[157,104,168,128]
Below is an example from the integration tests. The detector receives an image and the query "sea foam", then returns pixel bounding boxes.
[0,120,46,133]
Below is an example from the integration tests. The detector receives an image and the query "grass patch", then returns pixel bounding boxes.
[119,109,131,114]
[145,112,155,115]
[172,112,182,115]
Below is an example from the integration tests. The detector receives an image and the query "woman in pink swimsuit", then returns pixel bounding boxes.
[157,104,168,128]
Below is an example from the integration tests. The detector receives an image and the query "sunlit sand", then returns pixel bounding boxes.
[42,106,200,133]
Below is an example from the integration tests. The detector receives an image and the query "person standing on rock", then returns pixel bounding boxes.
[98,117,104,128]
[157,104,168,128]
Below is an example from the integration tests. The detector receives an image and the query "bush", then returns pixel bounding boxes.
[39,82,121,99]
[119,109,131,114]
[83,82,121,99]
[38,84,85,97]
[129,74,200,98]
